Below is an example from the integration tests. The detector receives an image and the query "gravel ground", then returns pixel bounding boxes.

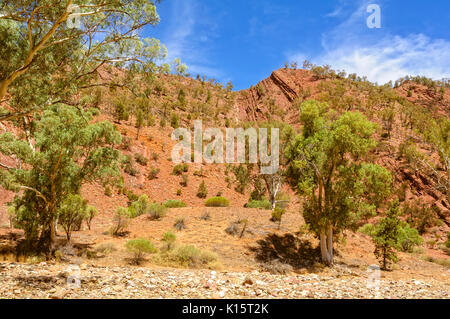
[0,262,448,299]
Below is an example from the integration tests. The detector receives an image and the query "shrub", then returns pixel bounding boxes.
[180,174,188,187]
[104,186,112,197]
[205,196,229,207]
[85,206,98,230]
[128,195,150,218]
[171,245,217,268]
[396,223,424,252]
[110,207,131,236]
[176,189,182,196]
[163,200,187,208]
[200,211,211,221]
[403,200,436,234]
[362,200,410,270]
[162,231,177,251]
[197,181,208,198]
[120,136,132,150]
[126,239,157,265]
[134,153,148,166]
[147,203,167,220]
[148,167,160,180]
[225,218,248,238]
[122,155,139,176]
[225,222,240,236]
[174,218,186,231]
[271,207,285,222]
[275,192,290,210]
[57,194,88,242]
[95,243,117,255]
[125,189,138,202]
[245,199,271,210]
[172,163,188,176]
[151,152,159,161]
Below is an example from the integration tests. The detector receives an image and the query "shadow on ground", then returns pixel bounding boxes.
[249,233,322,272]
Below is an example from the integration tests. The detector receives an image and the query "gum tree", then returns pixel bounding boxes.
[0,105,121,252]
[286,100,392,265]
[0,0,168,121]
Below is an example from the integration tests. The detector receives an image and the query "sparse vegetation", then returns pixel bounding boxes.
[163,200,187,208]
[197,181,208,199]
[205,196,230,207]
[126,239,157,265]
[147,203,167,221]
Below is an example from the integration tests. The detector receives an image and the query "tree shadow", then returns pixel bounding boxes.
[249,233,322,271]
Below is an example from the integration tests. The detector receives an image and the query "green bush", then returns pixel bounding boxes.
[271,207,285,222]
[172,163,188,175]
[245,199,271,210]
[110,207,131,236]
[128,195,150,218]
[126,239,157,265]
[197,181,208,198]
[205,196,229,207]
[171,245,217,268]
[396,223,424,252]
[134,153,148,166]
[148,167,160,180]
[104,185,112,197]
[147,203,167,220]
[163,200,187,208]
[162,231,177,251]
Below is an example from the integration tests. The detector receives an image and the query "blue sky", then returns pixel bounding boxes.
[146,0,450,90]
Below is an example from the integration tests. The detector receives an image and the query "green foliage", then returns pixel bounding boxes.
[147,203,167,220]
[85,206,98,230]
[396,223,423,253]
[162,231,177,251]
[163,200,187,208]
[205,196,229,207]
[57,194,88,241]
[0,0,167,120]
[361,200,422,269]
[245,199,272,210]
[0,105,121,251]
[128,195,150,218]
[286,100,392,265]
[197,181,208,199]
[134,153,148,166]
[172,163,188,175]
[231,164,251,194]
[148,167,160,180]
[403,200,436,234]
[169,245,218,268]
[170,113,180,128]
[110,207,131,237]
[126,239,157,265]
[271,207,285,223]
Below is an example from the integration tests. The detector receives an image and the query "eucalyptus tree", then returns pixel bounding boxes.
[286,100,392,265]
[0,0,168,121]
[0,105,121,252]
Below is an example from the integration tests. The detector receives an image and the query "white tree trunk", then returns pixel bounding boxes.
[320,226,334,265]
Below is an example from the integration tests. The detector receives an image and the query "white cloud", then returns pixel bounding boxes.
[289,1,450,84]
